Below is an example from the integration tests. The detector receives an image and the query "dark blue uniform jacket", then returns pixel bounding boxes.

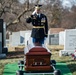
[26,13,48,39]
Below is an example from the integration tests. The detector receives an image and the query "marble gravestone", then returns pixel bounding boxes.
[9,31,26,46]
[20,31,26,44]
[11,32,20,46]
[59,31,64,45]
[59,29,76,56]
[24,30,32,46]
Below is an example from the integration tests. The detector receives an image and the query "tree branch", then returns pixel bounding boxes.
[6,7,34,28]
[7,0,40,28]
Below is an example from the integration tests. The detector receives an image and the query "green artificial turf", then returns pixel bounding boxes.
[3,63,72,75]
[56,63,72,75]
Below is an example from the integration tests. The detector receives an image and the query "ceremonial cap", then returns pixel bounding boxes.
[35,4,42,9]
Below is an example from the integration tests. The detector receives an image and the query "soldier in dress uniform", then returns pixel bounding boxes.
[26,4,48,46]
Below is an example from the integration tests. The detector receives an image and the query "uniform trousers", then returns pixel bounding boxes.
[32,38,45,45]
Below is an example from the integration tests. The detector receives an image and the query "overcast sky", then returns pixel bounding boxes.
[60,0,76,9]
[18,0,76,9]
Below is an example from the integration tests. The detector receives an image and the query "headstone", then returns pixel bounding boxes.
[9,30,31,47]
[24,30,32,46]
[51,38,59,45]
[0,19,7,58]
[59,29,76,56]
[49,34,59,45]
[6,39,9,45]
[9,35,12,46]
[49,35,54,45]
[64,29,76,50]
[10,32,20,46]
[59,31,64,45]
[9,30,49,47]
[20,31,26,44]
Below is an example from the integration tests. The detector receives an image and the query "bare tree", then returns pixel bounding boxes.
[6,0,40,28]
[1,0,76,31]
[50,0,62,28]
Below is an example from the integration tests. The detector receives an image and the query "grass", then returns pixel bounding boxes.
[0,58,23,75]
[51,48,76,75]
[0,45,76,75]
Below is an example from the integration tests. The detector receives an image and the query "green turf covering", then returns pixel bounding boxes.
[3,63,72,75]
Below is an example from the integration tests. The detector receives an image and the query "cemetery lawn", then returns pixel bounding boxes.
[0,46,76,75]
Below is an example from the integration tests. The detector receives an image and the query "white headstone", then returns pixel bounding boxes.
[11,32,20,46]
[9,35,12,46]
[64,29,76,50]
[9,30,49,47]
[20,31,26,44]
[9,31,27,46]
[9,30,32,47]
[59,29,76,56]
[59,31,64,45]
[25,30,32,46]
